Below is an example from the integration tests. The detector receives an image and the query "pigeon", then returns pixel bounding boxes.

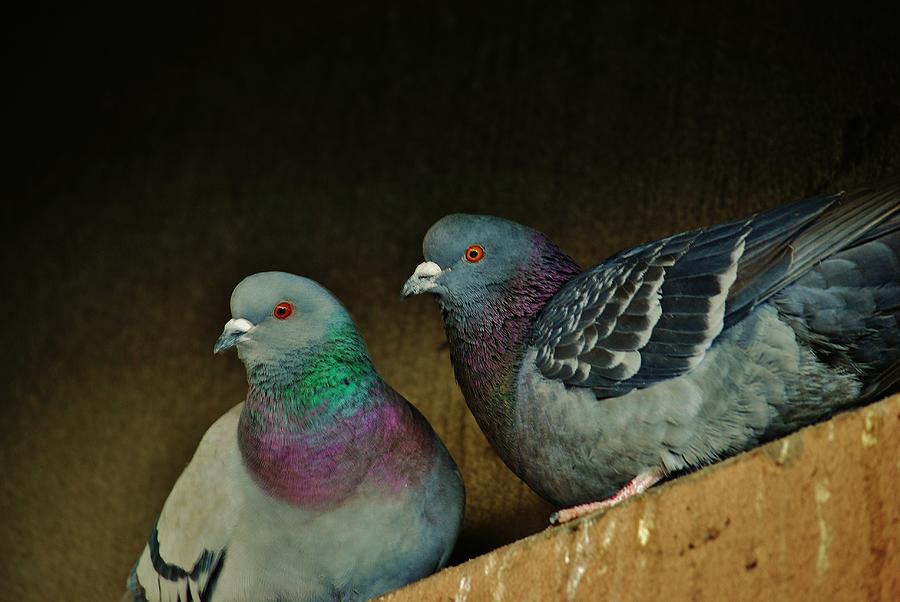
[402,180,900,524]
[124,272,465,601]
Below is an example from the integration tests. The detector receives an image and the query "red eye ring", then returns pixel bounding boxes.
[465,244,485,263]
[273,302,294,320]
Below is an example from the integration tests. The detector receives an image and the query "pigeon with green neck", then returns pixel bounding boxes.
[124,272,464,601]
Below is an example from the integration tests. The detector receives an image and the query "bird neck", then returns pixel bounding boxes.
[443,236,580,457]
[237,323,434,508]
[242,323,378,429]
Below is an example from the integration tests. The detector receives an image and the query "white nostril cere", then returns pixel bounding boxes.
[225,318,254,334]
[402,261,446,297]
[412,261,442,279]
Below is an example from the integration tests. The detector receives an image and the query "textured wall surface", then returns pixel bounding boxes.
[381,394,900,602]
[3,2,899,601]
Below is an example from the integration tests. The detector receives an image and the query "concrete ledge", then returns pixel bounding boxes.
[380,395,900,601]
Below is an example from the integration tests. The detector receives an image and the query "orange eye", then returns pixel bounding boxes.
[273,302,294,320]
[464,244,485,263]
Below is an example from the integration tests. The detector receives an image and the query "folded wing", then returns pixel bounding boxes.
[533,179,900,398]
[128,404,243,601]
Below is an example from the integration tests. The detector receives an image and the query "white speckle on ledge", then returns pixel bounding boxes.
[566,526,592,600]
[576,523,591,554]
[454,575,471,602]
[861,410,878,448]
[754,473,767,518]
[483,553,496,576]
[491,548,515,602]
[815,480,832,577]
[602,518,617,549]
[638,505,655,546]
[566,565,586,600]
[777,439,791,464]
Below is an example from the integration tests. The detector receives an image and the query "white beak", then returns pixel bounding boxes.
[213,318,255,354]
[401,261,444,298]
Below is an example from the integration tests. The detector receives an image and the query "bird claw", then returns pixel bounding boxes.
[549,470,664,525]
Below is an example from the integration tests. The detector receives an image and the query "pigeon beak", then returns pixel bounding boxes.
[402,261,444,298]
[214,318,255,354]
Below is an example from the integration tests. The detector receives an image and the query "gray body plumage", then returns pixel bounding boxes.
[125,273,464,601]
[125,404,463,602]
[516,302,863,505]
[405,180,900,508]
[518,186,900,505]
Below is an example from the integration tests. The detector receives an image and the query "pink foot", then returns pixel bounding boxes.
[549,470,664,525]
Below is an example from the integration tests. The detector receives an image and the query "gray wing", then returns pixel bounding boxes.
[533,179,900,398]
[127,404,243,601]
[127,529,226,602]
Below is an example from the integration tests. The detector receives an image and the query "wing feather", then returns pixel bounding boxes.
[128,404,243,601]
[532,178,900,398]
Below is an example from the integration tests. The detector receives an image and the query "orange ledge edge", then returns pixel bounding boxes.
[380,394,900,601]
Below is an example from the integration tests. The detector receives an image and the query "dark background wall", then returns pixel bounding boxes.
[3,2,898,600]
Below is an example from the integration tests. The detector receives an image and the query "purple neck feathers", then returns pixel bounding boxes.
[443,234,580,456]
[238,360,435,508]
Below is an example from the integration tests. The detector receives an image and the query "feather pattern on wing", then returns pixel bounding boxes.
[533,179,900,398]
[128,404,241,601]
[534,223,749,395]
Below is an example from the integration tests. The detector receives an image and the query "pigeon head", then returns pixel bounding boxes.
[214,272,356,372]
[402,214,580,313]
[402,214,539,304]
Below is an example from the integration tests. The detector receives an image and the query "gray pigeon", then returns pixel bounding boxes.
[402,180,899,523]
[125,272,464,601]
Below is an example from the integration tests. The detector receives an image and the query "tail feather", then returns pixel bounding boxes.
[775,209,900,399]
[726,176,900,326]
[860,359,900,401]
